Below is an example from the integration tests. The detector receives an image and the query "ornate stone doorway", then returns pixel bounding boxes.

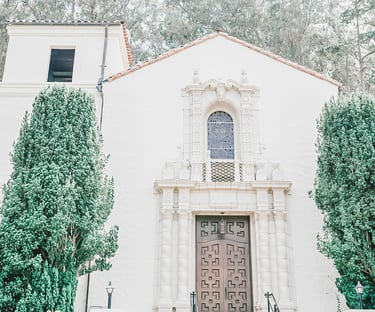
[196,216,253,312]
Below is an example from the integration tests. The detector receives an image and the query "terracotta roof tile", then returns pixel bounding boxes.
[107,31,341,87]
[120,21,132,66]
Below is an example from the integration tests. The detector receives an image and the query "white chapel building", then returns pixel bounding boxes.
[0,21,344,312]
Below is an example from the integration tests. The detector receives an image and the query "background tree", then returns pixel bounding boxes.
[0,86,118,312]
[341,0,375,92]
[159,0,374,93]
[313,93,375,308]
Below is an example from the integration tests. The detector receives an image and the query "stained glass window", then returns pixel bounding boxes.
[207,111,234,159]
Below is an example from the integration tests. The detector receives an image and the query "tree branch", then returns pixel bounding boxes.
[361,49,375,61]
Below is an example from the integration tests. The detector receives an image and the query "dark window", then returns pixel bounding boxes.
[48,49,75,82]
[207,111,234,159]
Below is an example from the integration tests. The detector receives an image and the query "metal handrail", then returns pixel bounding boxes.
[265,292,280,312]
[190,291,197,312]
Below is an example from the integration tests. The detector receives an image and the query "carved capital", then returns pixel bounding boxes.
[160,209,174,218]
[177,208,191,217]
[254,210,271,218]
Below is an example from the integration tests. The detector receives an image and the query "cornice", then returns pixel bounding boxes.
[154,179,291,192]
[183,77,259,96]
[250,180,292,190]
[154,180,197,192]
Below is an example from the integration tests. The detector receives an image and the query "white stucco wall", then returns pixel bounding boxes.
[81,35,343,312]
[0,23,128,200]
[0,29,345,312]
[2,23,129,84]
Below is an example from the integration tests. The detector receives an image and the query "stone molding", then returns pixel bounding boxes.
[154,176,294,312]
[182,74,261,180]
[153,75,295,312]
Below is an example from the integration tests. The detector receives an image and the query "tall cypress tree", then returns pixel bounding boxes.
[313,93,375,308]
[0,86,118,312]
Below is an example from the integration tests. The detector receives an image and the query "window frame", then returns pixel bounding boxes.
[47,48,75,82]
[207,111,235,160]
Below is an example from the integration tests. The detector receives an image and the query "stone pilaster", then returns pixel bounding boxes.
[273,189,290,305]
[190,90,203,180]
[159,188,174,304]
[176,188,191,304]
[240,83,260,181]
[255,188,271,309]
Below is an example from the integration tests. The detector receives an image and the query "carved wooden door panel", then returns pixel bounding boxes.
[196,216,252,312]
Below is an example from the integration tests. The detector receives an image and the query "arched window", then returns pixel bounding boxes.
[207,111,234,159]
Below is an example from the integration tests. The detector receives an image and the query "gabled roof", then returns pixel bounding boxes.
[7,20,132,66]
[107,31,341,87]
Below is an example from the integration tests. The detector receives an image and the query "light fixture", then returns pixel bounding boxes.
[355,281,364,309]
[355,281,364,294]
[106,281,114,309]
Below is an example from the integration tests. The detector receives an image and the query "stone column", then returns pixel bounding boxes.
[190,89,203,181]
[176,188,191,304]
[255,188,271,309]
[159,188,174,304]
[176,209,190,305]
[273,189,290,305]
[240,85,259,181]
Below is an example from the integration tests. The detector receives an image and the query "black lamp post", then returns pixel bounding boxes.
[106,281,114,309]
[355,281,364,309]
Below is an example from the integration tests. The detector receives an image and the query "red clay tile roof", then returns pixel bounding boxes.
[107,31,342,87]
[120,22,132,66]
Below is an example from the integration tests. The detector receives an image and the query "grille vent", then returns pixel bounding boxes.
[211,162,235,182]
[202,162,243,182]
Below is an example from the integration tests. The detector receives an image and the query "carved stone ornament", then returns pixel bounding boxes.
[241,70,248,84]
[216,81,226,101]
[192,69,200,84]
[183,74,259,97]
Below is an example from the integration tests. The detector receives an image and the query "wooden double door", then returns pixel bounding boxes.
[196,216,253,312]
